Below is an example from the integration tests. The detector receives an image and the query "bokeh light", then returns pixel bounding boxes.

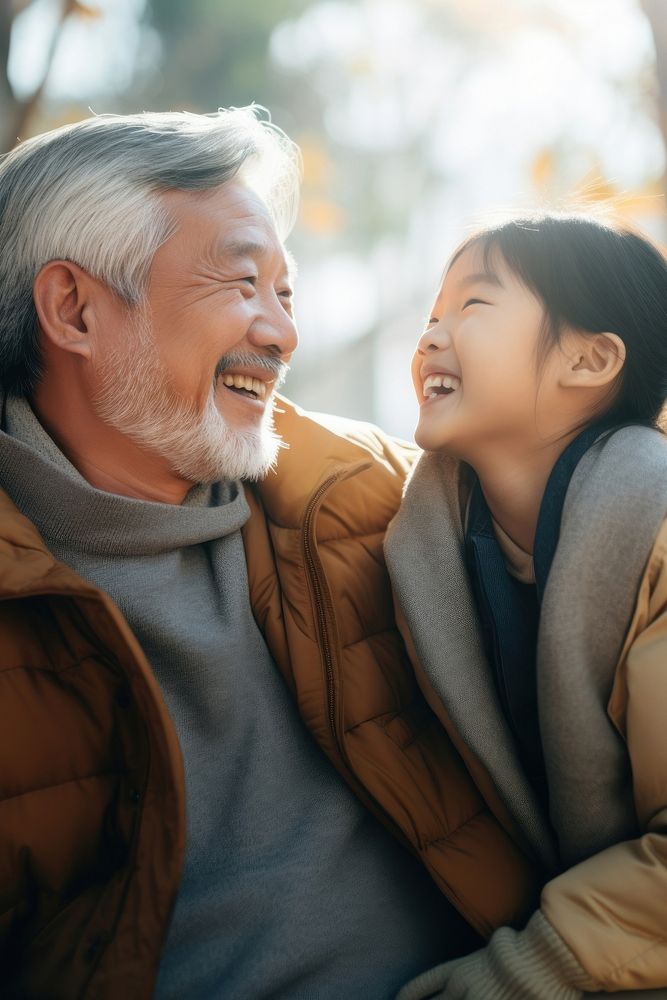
[3,0,665,437]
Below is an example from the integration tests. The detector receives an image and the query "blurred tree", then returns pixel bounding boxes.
[1,0,665,428]
[0,0,100,152]
[640,0,667,201]
[138,0,312,111]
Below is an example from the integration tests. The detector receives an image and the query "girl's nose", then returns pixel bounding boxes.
[416,324,448,355]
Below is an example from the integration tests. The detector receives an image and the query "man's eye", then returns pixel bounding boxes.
[462,298,488,310]
[241,276,257,285]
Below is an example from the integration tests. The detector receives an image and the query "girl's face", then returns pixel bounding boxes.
[412,244,563,459]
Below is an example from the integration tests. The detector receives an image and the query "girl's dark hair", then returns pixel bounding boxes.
[452,213,667,429]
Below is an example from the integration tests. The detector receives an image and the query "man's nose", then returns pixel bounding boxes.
[248,297,298,358]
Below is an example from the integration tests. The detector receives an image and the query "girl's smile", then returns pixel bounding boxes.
[411,244,552,461]
[418,369,462,406]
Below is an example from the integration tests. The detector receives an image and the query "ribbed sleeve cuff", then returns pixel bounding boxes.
[493,910,598,996]
[397,910,599,1000]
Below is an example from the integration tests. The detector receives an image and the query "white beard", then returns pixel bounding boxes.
[91,323,283,484]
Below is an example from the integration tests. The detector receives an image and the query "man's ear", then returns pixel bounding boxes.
[559,331,626,389]
[33,260,99,361]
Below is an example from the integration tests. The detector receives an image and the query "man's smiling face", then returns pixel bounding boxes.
[146,181,297,425]
[90,179,298,484]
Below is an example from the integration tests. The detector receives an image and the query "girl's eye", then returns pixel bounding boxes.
[462,298,489,310]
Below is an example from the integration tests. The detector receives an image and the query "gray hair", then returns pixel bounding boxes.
[0,106,301,394]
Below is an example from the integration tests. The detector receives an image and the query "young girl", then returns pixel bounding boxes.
[385,213,667,999]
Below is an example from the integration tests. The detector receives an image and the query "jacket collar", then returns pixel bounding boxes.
[0,488,103,600]
[253,396,396,526]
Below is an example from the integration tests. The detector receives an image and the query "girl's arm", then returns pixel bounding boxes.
[397,518,667,1000]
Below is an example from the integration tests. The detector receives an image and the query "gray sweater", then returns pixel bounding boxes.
[0,396,472,1000]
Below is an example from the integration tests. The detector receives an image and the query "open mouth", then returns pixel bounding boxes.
[423,373,461,399]
[220,373,269,402]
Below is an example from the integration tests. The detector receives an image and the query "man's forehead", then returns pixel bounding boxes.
[209,231,296,279]
[161,184,295,278]
[164,179,268,214]
[164,183,273,241]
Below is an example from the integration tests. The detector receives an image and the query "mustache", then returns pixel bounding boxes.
[214,351,290,390]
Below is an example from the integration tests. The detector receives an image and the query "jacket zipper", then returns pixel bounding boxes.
[303,472,344,744]
[301,467,411,848]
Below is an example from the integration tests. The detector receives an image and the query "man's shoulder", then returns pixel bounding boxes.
[273,395,420,475]
[0,487,94,599]
[249,398,419,527]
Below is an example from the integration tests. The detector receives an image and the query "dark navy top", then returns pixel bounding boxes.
[464,419,625,808]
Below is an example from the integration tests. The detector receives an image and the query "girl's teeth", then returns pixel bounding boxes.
[423,373,461,396]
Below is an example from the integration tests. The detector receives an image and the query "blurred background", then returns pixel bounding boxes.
[2,0,667,438]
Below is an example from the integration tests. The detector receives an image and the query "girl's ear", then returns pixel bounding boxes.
[559,332,626,389]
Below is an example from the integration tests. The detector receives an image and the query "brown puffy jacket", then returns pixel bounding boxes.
[0,398,541,999]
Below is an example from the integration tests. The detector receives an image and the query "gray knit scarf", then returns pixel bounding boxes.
[385,426,667,870]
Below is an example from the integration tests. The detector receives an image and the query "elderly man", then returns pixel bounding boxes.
[0,109,537,999]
